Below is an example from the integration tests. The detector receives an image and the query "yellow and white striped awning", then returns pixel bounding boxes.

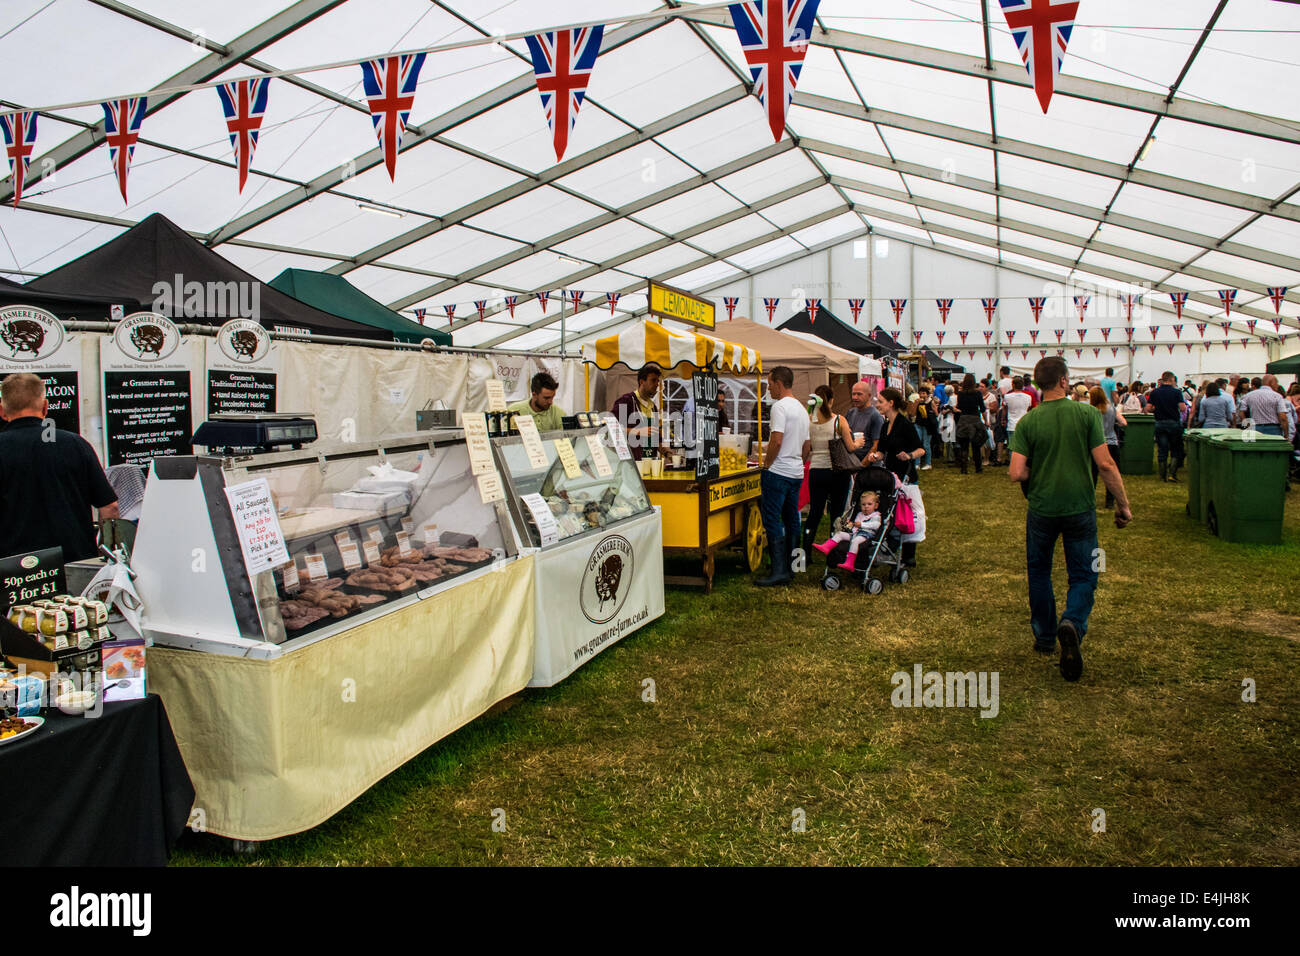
[583,320,761,373]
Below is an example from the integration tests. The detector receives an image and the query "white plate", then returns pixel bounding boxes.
[0,715,45,746]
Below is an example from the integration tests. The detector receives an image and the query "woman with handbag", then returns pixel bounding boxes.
[802,385,863,556]
[954,374,986,474]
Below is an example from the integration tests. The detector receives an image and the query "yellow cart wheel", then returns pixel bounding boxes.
[744,503,766,572]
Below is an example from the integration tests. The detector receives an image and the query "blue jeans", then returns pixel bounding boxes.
[918,428,931,465]
[1154,420,1184,465]
[1254,423,1282,436]
[759,470,802,550]
[1026,509,1099,651]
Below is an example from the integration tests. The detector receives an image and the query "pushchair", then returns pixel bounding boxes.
[819,466,923,594]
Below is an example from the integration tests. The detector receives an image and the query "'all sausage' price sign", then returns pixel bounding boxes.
[224,478,290,577]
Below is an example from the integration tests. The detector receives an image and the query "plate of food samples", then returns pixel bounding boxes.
[0,715,44,746]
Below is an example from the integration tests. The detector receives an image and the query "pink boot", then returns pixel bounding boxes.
[813,539,836,555]
[838,551,857,572]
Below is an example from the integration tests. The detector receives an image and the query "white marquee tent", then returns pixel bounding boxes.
[2,0,1298,382]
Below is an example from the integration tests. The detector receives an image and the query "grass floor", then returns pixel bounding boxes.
[173,458,1300,866]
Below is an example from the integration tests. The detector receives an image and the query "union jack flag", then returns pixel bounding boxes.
[1148,345,1157,355]
[1218,289,1237,316]
[1027,296,1045,323]
[1246,319,1257,335]
[848,298,864,324]
[890,299,906,324]
[981,298,998,324]
[987,350,995,359]
[608,292,622,315]
[1122,293,1141,323]
[1267,287,1288,314]
[1220,321,1230,337]
[536,291,550,313]
[1195,322,1206,336]
[1148,325,1159,339]
[1029,329,1039,343]
[1053,328,1063,343]
[959,330,969,344]
[504,295,518,318]
[475,300,488,322]
[567,289,584,308]
[969,351,976,361]
[1021,350,1028,360]
[443,304,456,325]
[805,298,821,324]
[1000,0,1080,113]
[913,331,923,345]
[1169,291,1188,320]
[1076,329,1085,343]
[1100,327,1111,341]
[763,297,779,322]
[216,78,270,193]
[1075,349,1082,359]
[102,97,147,203]
[1093,347,1100,358]
[1111,347,1118,357]
[983,330,993,344]
[936,298,953,323]
[414,308,426,325]
[360,54,426,181]
[1,111,37,207]
[935,330,945,344]
[525,27,605,161]
[1073,294,1089,323]
[1172,324,1182,338]
[723,296,739,320]
[728,0,823,142]
[1125,327,1134,341]
[1006,330,1015,344]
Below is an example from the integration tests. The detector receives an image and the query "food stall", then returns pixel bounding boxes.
[492,418,664,687]
[583,321,764,593]
[134,427,534,841]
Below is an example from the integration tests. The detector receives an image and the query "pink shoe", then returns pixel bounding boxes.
[813,539,836,555]
[838,552,857,572]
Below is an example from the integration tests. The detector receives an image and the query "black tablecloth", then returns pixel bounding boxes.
[3,694,195,866]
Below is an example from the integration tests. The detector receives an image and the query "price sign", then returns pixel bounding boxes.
[585,434,613,477]
[304,553,327,581]
[362,541,381,567]
[463,413,495,476]
[485,379,507,412]
[0,547,66,614]
[520,493,560,548]
[419,521,440,546]
[281,562,300,592]
[335,533,361,571]
[476,471,505,503]
[223,478,290,577]
[600,414,633,461]
[396,531,414,556]
[553,436,581,478]
[400,516,414,535]
[692,369,720,480]
[516,416,549,470]
[366,525,385,544]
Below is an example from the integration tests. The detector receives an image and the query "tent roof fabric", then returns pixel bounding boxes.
[778,308,885,356]
[765,327,861,376]
[584,320,760,373]
[1265,352,1300,375]
[269,269,451,346]
[710,316,845,374]
[922,349,964,373]
[0,275,143,320]
[27,215,389,340]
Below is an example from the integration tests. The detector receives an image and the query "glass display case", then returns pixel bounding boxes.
[133,431,518,655]
[493,425,652,548]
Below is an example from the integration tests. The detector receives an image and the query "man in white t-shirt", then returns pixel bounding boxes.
[1004,376,1033,448]
[998,366,1013,395]
[755,365,811,587]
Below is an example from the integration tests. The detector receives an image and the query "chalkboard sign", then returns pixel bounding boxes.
[0,546,66,614]
[692,369,719,480]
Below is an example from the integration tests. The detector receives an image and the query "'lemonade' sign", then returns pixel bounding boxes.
[647,280,715,330]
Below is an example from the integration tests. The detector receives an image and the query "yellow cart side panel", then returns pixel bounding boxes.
[647,487,704,548]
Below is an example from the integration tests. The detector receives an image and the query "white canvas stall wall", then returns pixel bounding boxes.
[465,352,583,415]
[706,239,1279,383]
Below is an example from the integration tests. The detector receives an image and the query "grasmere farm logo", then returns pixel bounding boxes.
[0,305,64,362]
[216,318,270,364]
[580,534,634,625]
[113,312,181,363]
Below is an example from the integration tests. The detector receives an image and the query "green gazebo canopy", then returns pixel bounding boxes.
[1265,352,1300,375]
[269,268,451,346]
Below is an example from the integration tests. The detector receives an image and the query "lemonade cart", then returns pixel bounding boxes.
[583,321,764,593]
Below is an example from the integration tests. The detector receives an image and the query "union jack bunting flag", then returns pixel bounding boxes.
[1111,347,1118,357]
[1122,293,1141,323]
[1246,319,1257,334]
[936,298,953,323]
[1218,289,1237,316]
[986,350,994,359]
[806,298,821,324]
[959,330,969,344]
[536,291,550,313]
[983,330,993,344]
[728,0,823,142]
[567,289,584,308]
[763,297,779,322]
[1074,349,1082,359]
[1220,321,1230,337]
[413,308,426,325]
[1185,343,1194,353]
[1172,324,1182,338]
[504,295,518,318]
[1053,328,1063,343]
[216,78,270,193]
[1039,350,1047,359]
[608,292,622,315]
[360,54,426,181]
[1167,344,1176,354]
[1125,327,1134,341]
[525,26,605,161]
[848,298,864,324]
[475,300,488,322]
[1076,329,1085,343]
[935,330,945,344]
[1148,325,1159,339]
[1073,295,1089,323]
[1093,348,1100,358]
[1169,291,1188,320]
[1021,350,1028,360]
[1148,345,1157,355]
[1006,330,1015,344]
[1027,297,1045,323]
[1100,327,1111,341]
[723,296,739,320]
[981,298,998,324]
[1029,329,1039,343]
[913,331,923,344]
[1267,287,1287,314]
[443,304,456,324]
[1000,0,1080,113]
[102,97,147,203]
[1,111,37,207]
[890,299,906,324]
[1195,322,1205,338]
[968,351,976,361]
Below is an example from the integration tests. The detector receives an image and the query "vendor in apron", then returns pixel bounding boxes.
[610,364,662,460]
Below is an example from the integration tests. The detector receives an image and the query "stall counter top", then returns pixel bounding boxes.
[642,465,762,490]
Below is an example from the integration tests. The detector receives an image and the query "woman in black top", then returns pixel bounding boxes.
[869,387,925,482]
[954,373,986,474]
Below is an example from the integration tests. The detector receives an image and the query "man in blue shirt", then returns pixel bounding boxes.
[1100,368,1116,404]
[1145,371,1187,482]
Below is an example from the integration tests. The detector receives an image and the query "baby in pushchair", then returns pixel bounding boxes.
[812,490,881,573]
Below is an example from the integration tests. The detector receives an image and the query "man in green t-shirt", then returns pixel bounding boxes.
[1008,356,1131,682]
[505,371,566,433]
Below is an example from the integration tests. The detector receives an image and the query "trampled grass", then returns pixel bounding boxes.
[172,460,1300,866]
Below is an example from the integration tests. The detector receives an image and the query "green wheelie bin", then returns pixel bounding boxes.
[1118,412,1154,476]
[1182,428,1216,522]
[1201,431,1292,544]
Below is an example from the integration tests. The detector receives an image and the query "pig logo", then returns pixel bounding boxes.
[580,534,635,624]
[230,329,258,358]
[130,323,164,358]
[0,306,64,362]
[216,318,270,365]
[113,312,180,363]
